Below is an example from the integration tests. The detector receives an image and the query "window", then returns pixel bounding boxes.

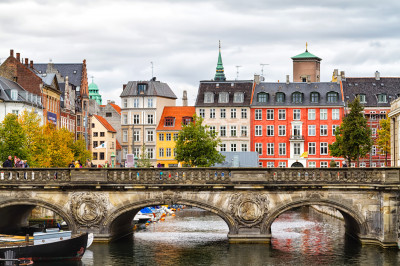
[359,162,366,168]
[293,143,301,156]
[293,109,301,120]
[372,162,377,167]
[241,109,247,119]
[159,148,164,157]
[234,92,244,103]
[327,92,338,103]
[133,98,139,108]
[308,142,316,155]
[257,92,268,102]
[255,109,262,120]
[165,117,174,126]
[174,148,177,157]
[372,128,377,136]
[255,125,262,136]
[278,125,286,136]
[100,152,105,160]
[231,109,237,118]
[123,131,128,142]
[308,109,316,120]
[308,161,316,168]
[134,130,140,142]
[332,125,339,136]
[166,133,171,141]
[147,130,154,142]
[12,110,19,116]
[100,132,105,137]
[308,125,316,136]
[147,98,154,108]
[93,141,98,148]
[147,148,154,159]
[372,145,377,156]
[293,124,301,136]
[320,162,328,168]
[199,109,205,118]
[359,94,366,103]
[210,109,215,118]
[279,162,286,168]
[219,92,229,103]
[310,92,319,103]
[332,109,340,120]
[166,148,171,157]
[123,114,128,124]
[266,109,274,120]
[230,143,237,152]
[220,143,226,152]
[220,109,226,118]
[267,162,274,168]
[255,143,262,155]
[230,126,237,137]
[173,133,179,140]
[320,109,327,120]
[378,94,387,103]
[241,126,247,137]
[278,110,286,120]
[159,133,164,141]
[182,116,192,125]
[106,112,112,117]
[133,114,139,124]
[320,142,328,155]
[279,143,286,155]
[266,125,274,136]
[123,98,127,108]
[220,126,226,137]
[133,147,140,157]
[276,92,285,103]
[320,125,328,136]
[209,126,216,134]
[241,143,248,152]
[204,92,214,103]
[267,143,274,155]
[292,92,302,103]
[147,114,154,124]
[93,132,98,137]
[137,84,147,94]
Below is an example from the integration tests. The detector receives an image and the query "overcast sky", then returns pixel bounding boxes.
[1,0,399,106]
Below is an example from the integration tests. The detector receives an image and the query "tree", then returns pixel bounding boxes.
[50,127,75,167]
[18,109,43,165]
[377,117,390,166]
[70,139,92,165]
[329,97,372,166]
[137,145,152,167]
[0,113,28,162]
[175,115,225,167]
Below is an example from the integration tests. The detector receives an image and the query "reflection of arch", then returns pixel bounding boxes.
[104,198,235,238]
[262,199,368,239]
[0,199,76,232]
[291,162,304,167]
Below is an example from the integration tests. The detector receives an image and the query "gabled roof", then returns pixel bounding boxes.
[0,76,42,106]
[93,114,116,132]
[120,80,177,99]
[116,139,122,150]
[109,103,121,115]
[34,63,83,88]
[157,106,196,131]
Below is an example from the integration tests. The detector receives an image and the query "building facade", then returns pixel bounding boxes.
[91,115,117,167]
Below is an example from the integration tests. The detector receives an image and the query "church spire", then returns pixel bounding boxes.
[214,40,226,81]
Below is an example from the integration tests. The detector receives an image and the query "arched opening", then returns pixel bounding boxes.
[291,162,304,167]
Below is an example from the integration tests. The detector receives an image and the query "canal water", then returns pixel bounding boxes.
[37,207,400,266]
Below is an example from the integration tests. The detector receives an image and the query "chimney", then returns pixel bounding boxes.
[10,49,14,57]
[375,71,380,81]
[340,71,345,80]
[254,74,261,85]
[30,60,33,69]
[24,58,28,66]
[107,100,111,104]
[182,90,188,106]
[307,75,311,84]
[286,75,290,84]
[337,75,342,84]
[16,53,20,61]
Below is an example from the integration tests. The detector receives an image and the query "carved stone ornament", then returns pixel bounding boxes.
[70,192,108,227]
[155,191,182,205]
[229,193,269,227]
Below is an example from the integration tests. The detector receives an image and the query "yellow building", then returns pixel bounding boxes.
[91,115,117,167]
[156,106,195,167]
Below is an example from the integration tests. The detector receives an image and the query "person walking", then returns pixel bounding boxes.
[14,157,24,168]
[68,161,75,168]
[2,155,13,168]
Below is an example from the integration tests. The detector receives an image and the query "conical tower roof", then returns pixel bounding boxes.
[214,41,226,81]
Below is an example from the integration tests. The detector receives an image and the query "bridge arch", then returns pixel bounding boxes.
[0,198,76,233]
[104,199,236,239]
[262,198,369,239]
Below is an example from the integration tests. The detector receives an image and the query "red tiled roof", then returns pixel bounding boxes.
[116,139,122,150]
[94,114,116,132]
[156,106,196,131]
[110,103,121,115]
[100,105,106,107]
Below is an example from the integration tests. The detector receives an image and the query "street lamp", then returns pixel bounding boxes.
[111,152,116,168]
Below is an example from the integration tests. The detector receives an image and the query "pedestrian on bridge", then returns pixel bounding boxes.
[2,155,13,168]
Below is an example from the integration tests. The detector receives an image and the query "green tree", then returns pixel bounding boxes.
[137,145,152,167]
[70,139,92,165]
[18,109,43,165]
[377,117,390,166]
[175,115,225,167]
[0,113,28,162]
[329,97,372,166]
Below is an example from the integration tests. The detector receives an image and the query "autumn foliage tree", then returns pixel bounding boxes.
[377,117,390,166]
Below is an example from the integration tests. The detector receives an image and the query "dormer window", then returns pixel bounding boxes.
[233,92,244,103]
[310,92,319,103]
[257,92,268,103]
[182,116,193,125]
[11,89,18,101]
[378,94,387,103]
[165,117,175,126]
[276,92,285,103]
[219,92,229,103]
[358,94,366,103]
[204,92,214,103]
[292,92,303,103]
[137,83,147,94]
[327,92,338,103]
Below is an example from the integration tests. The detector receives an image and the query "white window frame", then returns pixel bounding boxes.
[320,109,328,120]
[278,109,286,120]
[308,109,316,120]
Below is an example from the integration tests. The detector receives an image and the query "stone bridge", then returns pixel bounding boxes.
[0,167,399,248]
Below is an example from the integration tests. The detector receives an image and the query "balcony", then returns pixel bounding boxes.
[290,135,305,141]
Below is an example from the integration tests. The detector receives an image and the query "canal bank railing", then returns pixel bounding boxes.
[0,168,399,186]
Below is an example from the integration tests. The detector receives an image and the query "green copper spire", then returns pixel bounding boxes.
[214,40,226,81]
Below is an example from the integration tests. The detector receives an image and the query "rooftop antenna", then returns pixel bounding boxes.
[150,61,154,78]
[91,75,94,83]
[260,63,269,78]
[235,65,242,80]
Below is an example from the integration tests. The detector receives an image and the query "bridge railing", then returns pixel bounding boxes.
[0,167,398,185]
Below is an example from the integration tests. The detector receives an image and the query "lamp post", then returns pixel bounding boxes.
[111,152,116,168]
